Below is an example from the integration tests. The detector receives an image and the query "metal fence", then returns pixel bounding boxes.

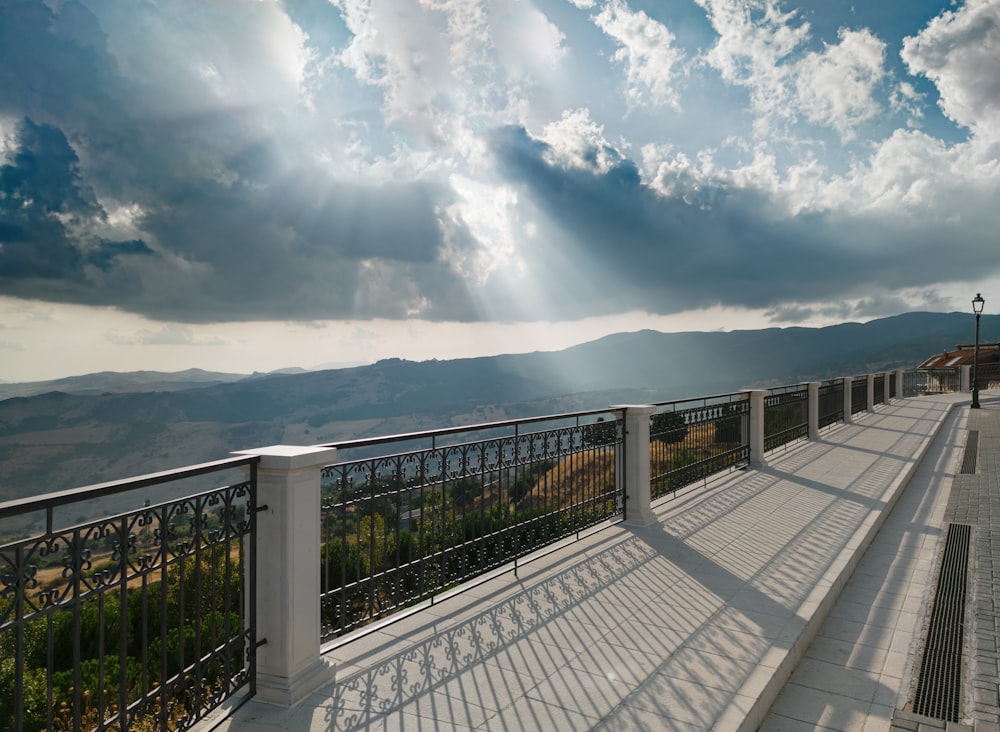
[819,379,845,429]
[0,458,258,732]
[975,362,1000,391]
[764,385,809,453]
[873,374,886,406]
[317,410,624,642]
[851,376,869,415]
[925,369,961,394]
[1,367,943,727]
[649,393,749,501]
[903,370,928,397]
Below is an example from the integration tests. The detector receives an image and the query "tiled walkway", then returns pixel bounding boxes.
[760,398,971,731]
[212,393,986,731]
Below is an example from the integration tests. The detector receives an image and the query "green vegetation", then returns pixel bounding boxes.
[320,457,605,637]
[0,540,246,732]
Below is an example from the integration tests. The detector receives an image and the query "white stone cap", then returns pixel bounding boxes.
[231,444,337,471]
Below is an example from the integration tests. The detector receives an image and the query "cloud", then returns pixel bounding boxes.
[0,119,154,282]
[490,121,1000,316]
[589,0,685,109]
[794,28,886,139]
[0,0,997,336]
[901,0,1000,142]
[106,324,225,347]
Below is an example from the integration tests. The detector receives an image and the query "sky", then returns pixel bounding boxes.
[1,0,999,382]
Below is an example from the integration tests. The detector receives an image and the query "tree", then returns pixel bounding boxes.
[651,411,688,444]
[582,417,617,447]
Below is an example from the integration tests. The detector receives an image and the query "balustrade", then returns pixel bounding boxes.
[2,367,933,729]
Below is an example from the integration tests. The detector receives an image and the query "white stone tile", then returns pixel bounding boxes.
[767,681,873,730]
[788,658,878,703]
[618,674,755,728]
[654,645,758,691]
[477,692,600,731]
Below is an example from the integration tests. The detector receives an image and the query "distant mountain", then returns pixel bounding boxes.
[0,367,249,400]
[0,311,993,503]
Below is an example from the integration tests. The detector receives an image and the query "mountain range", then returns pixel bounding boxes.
[0,311,993,504]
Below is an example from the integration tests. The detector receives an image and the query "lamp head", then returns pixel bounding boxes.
[973,293,985,315]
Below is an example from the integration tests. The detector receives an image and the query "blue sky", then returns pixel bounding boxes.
[1,0,999,381]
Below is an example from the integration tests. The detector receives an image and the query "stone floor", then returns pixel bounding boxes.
[206,392,997,731]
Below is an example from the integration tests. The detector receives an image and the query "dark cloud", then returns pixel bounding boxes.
[0,118,151,282]
[489,124,1000,317]
[1,0,996,330]
[0,2,478,323]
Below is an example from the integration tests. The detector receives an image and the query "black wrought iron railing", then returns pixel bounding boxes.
[925,369,961,394]
[649,393,749,501]
[904,370,929,396]
[764,385,809,452]
[317,409,624,642]
[819,379,845,428]
[851,376,869,415]
[0,458,258,732]
[975,362,1000,390]
[1,366,954,728]
[873,373,886,406]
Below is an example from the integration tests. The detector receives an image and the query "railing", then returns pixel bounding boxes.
[819,379,845,428]
[649,394,749,501]
[1,367,960,726]
[926,368,961,394]
[873,374,886,406]
[851,376,869,415]
[764,385,809,452]
[0,458,258,732]
[317,409,623,642]
[903,370,928,396]
[975,362,1000,390]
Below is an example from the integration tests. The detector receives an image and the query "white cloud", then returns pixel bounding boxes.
[901,0,1000,142]
[696,0,809,127]
[794,28,886,139]
[537,108,626,173]
[441,174,524,283]
[96,0,315,114]
[333,0,454,145]
[591,0,684,109]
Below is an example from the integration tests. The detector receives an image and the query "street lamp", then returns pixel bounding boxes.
[972,293,985,409]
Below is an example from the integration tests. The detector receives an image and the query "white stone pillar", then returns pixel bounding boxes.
[960,365,972,393]
[807,382,821,439]
[742,390,768,468]
[895,368,905,400]
[867,373,875,412]
[843,377,853,423]
[614,405,656,526]
[883,372,891,404]
[232,445,338,705]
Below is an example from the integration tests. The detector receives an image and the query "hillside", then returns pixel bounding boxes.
[0,311,992,502]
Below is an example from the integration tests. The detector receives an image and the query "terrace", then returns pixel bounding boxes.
[2,368,999,731]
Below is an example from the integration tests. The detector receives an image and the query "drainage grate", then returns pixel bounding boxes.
[960,430,979,474]
[911,522,971,721]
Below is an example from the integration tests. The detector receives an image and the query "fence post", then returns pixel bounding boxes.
[867,374,875,412]
[842,377,853,423]
[960,365,972,393]
[895,368,905,399]
[742,390,768,468]
[232,445,338,705]
[807,382,820,439]
[883,372,891,404]
[616,405,656,526]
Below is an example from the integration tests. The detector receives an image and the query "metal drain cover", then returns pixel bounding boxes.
[911,522,972,722]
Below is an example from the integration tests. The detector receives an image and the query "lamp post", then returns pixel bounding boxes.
[972,293,984,409]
